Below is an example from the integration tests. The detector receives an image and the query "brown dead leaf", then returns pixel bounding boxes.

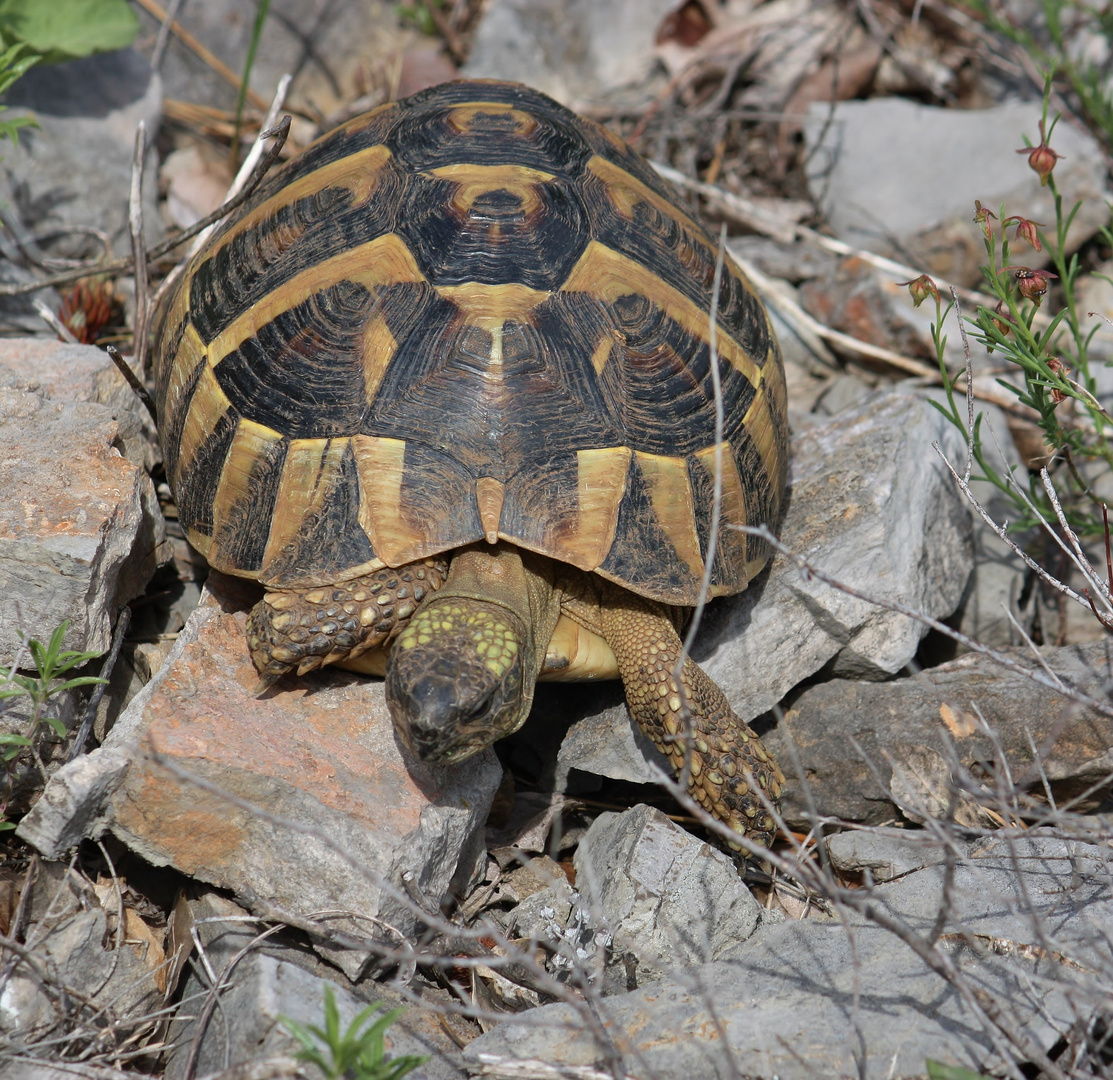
[160,144,234,231]
[888,744,987,829]
[939,702,978,739]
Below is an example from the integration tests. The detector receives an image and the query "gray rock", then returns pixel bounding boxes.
[699,387,973,700]
[16,747,130,857]
[771,639,1113,827]
[804,99,1110,286]
[825,829,949,881]
[463,0,678,108]
[1,50,162,256]
[0,866,164,1048]
[466,834,1112,1079]
[573,805,763,992]
[0,340,164,667]
[165,893,465,1080]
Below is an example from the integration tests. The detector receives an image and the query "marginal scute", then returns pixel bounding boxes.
[153,79,788,605]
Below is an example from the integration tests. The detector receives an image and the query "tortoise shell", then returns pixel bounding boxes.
[154,80,788,607]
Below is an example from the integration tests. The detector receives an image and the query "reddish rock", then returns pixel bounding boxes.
[26,574,501,974]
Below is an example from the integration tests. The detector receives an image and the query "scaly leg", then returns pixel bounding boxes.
[597,585,784,848]
[246,557,449,686]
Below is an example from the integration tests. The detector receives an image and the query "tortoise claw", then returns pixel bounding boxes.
[252,670,285,696]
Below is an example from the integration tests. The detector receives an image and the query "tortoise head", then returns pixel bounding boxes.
[385,596,529,763]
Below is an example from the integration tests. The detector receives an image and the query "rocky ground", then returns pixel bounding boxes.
[1,2,1113,1079]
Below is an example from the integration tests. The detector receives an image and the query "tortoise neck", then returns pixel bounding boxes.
[435,543,559,682]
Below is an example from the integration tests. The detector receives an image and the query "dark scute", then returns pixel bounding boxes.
[176,408,240,538]
[397,172,589,289]
[392,441,483,548]
[161,353,206,492]
[580,171,770,366]
[214,280,374,439]
[717,271,770,366]
[501,451,589,554]
[387,90,592,177]
[687,453,747,592]
[367,289,620,477]
[399,79,582,120]
[191,167,404,344]
[597,303,756,456]
[262,441,376,583]
[599,454,701,599]
[212,432,289,573]
[153,307,189,416]
[574,117,690,205]
[731,424,778,538]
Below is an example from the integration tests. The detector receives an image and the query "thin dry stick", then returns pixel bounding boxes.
[151,78,292,314]
[129,122,150,376]
[33,297,79,343]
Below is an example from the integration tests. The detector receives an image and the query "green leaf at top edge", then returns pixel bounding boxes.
[0,0,139,63]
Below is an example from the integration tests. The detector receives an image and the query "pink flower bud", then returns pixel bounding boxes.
[1017,120,1064,186]
[1010,266,1057,303]
[1003,215,1045,252]
[991,299,1013,338]
[896,274,940,308]
[1047,357,1069,404]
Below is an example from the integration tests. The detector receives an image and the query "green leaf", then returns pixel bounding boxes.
[926,1061,995,1080]
[47,676,108,697]
[0,0,138,62]
[0,733,32,746]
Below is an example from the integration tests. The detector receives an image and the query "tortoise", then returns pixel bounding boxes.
[153,80,789,846]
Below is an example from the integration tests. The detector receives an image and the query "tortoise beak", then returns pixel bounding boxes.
[390,673,495,763]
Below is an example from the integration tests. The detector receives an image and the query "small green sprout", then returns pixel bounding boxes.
[0,620,107,828]
[280,985,427,1080]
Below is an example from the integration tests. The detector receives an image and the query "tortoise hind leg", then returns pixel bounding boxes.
[596,584,784,848]
[246,557,449,687]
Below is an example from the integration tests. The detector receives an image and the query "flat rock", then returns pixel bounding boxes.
[463,0,678,108]
[0,339,163,666]
[804,99,1110,286]
[699,387,973,692]
[21,574,502,978]
[825,829,949,881]
[770,638,1113,827]
[465,834,1112,1079]
[573,805,763,992]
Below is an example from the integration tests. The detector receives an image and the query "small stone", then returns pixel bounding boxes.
[572,805,763,993]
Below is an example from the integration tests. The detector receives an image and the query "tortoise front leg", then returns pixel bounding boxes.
[246,557,449,687]
[597,585,784,848]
